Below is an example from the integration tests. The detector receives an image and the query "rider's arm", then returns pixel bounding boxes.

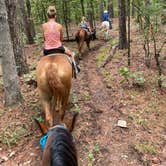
[42,24,45,41]
[87,22,91,30]
[59,25,63,42]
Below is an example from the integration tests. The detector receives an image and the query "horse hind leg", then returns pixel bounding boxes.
[78,42,84,60]
[58,89,70,124]
[86,40,91,50]
[40,94,53,128]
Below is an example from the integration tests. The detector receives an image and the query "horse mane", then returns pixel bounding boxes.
[50,127,78,166]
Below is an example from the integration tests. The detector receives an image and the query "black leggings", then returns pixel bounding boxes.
[43,46,65,56]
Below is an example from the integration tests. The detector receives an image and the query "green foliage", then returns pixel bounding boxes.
[136,115,148,129]
[159,75,166,88]
[119,67,145,86]
[71,93,78,103]
[96,52,109,67]
[0,124,28,147]
[87,143,100,166]
[128,113,148,129]
[87,151,95,166]
[134,141,157,155]
[34,32,43,45]
[35,116,44,122]
[109,38,119,46]
[0,77,3,92]
[88,153,94,160]
[0,108,6,117]
[119,67,130,82]
[23,70,36,82]
[71,104,80,113]
[94,143,100,153]
[22,32,27,46]
[30,0,100,26]
[130,71,146,84]
[82,91,91,101]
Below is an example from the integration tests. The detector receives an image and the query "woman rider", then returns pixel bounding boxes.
[42,6,79,74]
[102,10,112,29]
[80,16,92,34]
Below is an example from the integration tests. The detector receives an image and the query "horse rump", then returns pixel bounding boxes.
[46,64,65,98]
[50,126,78,166]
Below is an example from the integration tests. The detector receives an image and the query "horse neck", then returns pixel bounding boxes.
[50,128,78,166]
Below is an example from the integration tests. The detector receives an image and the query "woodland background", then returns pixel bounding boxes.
[0,0,165,165]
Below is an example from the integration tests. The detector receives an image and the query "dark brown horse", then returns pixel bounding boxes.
[75,28,92,59]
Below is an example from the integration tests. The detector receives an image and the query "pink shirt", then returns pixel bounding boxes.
[44,21,62,50]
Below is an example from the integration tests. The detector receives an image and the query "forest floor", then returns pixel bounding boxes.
[0,19,166,166]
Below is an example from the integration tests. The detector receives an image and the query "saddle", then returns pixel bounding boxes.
[81,28,91,36]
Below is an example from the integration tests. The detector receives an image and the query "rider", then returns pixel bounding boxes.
[102,10,112,29]
[80,16,92,34]
[42,6,80,75]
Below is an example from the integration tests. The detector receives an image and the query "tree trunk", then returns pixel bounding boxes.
[36,1,43,24]
[26,0,36,38]
[40,0,47,22]
[80,0,85,16]
[161,0,166,24]
[131,0,135,17]
[18,0,34,44]
[99,0,104,21]
[118,0,127,49]
[136,1,141,23]
[108,0,114,18]
[62,0,69,40]
[5,0,29,76]
[127,0,131,66]
[90,0,96,28]
[0,0,22,106]
[145,0,150,28]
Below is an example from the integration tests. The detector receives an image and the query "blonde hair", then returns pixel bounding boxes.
[47,6,56,18]
[82,16,87,21]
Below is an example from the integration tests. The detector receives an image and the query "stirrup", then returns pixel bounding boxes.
[72,62,80,79]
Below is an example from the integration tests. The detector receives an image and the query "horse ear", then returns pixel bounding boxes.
[35,118,49,135]
[68,112,78,132]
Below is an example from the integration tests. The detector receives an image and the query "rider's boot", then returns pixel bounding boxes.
[71,53,80,78]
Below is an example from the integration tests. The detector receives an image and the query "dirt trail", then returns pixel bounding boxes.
[73,41,142,166]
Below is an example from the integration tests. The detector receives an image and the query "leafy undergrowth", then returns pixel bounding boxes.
[94,19,166,165]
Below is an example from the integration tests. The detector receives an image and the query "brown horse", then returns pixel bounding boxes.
[36,54,72,128]
[75,28,92,59]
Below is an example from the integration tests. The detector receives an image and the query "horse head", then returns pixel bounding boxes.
[35,110,78,166]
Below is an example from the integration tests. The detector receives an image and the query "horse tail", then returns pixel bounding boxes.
[46,65,65,111]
